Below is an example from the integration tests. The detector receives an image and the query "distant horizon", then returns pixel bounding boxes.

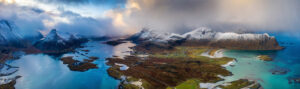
[1,0,300,38]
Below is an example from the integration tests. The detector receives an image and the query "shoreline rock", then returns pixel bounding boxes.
[270,68,289,75]
[0,76,21,89]
[288,77,300,84]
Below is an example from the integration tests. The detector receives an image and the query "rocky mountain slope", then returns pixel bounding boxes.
[34,29,87,51]
[0,20,44,48]
[0,20,23,47]
[129,27,283,50]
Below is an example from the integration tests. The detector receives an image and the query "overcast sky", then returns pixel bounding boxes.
[0,0,300,37]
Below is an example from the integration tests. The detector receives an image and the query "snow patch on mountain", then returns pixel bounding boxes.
[130,27,275,42]
[214,32,271,41]
[0,20,23,46]
[182,27,216,40]
[130,28,184,43]
[42,29,66,43]
[34,29,88,51]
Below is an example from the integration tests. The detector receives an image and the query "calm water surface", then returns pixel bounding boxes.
[6,41,135,89]
[223,32,300,89]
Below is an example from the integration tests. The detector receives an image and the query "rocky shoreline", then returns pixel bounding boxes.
[0,75,21,89]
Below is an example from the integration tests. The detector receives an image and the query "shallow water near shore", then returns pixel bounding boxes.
[223,33,300,89]
[4,41,135,89]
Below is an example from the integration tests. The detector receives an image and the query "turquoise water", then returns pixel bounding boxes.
[4,33,300,89]
[5,41,135,89]
[223,33,300,89]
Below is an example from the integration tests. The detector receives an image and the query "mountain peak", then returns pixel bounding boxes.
[34,29,88,51]
[183,27,216,40]
[48,29,58,37]
[43,29,64,42]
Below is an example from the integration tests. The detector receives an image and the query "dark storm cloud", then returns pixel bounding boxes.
[120,0,300,33]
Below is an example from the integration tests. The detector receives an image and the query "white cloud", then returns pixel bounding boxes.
[0,3,120,37]
[108,0,300,34]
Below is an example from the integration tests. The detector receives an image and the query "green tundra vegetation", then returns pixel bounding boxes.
[166,79,203,89]
[106,46,235,89]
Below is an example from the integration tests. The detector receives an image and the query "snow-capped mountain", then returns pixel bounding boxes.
[128,27,282,50]
[129,28,184,43]
[0,20,23,47]
[183,27,216,40]
[34,29,88,51]
[0,20,45,48]
[43,29,66,43]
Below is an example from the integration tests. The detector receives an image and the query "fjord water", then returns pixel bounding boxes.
[6,41,135,89]
[223,32,300,89]
[4,33,300,89]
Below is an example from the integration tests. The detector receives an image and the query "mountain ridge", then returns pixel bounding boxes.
[34,29,88,52]
[128,27,283,50]
[0,20,24,47]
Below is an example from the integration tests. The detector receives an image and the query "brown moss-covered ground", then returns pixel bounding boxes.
[106,46,234,89]
[257,55,273,61]
[0,80,16,89]
[61,56,98,72]
[0,76,21,89]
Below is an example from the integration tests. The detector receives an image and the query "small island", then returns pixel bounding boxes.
[61,56,99,72]
[288,77,300,84]
[217,79,262,89]
[257,55,273,61]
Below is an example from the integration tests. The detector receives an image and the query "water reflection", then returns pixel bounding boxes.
[6,41,135,89]
[113,41,135,58]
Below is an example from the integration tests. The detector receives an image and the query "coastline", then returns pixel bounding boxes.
[222,59,236,67]
[201,49,225,58]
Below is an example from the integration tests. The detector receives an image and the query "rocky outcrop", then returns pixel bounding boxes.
[128,27,283,50]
